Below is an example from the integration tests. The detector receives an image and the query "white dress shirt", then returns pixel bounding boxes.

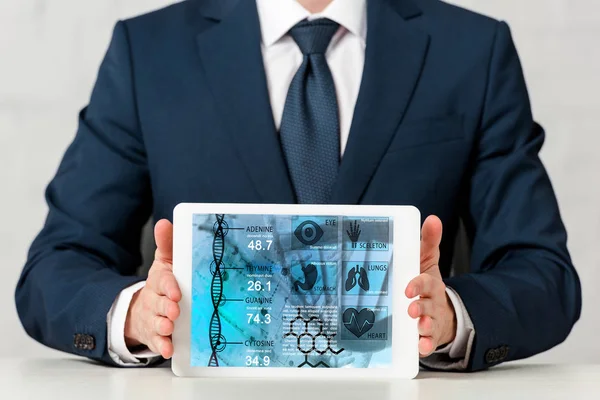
[107,0,473,367]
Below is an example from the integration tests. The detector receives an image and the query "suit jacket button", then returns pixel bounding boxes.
[74,334,95,350]
[500,346,509,360]
[484,349,496,364]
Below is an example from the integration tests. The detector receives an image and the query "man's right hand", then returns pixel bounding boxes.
[124,219,181,359]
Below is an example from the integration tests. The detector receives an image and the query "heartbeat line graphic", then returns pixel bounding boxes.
[342,308,376,338]
[343,313,374,333]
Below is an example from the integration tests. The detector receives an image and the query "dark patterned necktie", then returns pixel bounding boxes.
[280,19,341,204]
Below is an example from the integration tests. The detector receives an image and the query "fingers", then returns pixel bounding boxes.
[133,221,178,360]
[154,219,173,264]
[127,234,182,361]
[144,297,177,359]
[414,308,438,356]
[420,215,442,272]
[419,337,436,357]
[154,294,181,321]
[406,222,457,359]
[143,292,178,360]
[418,315,434,337]
[405,273,443,299]
[407,291,456,356]
[160,273,181,302]
[421,215,443,250]
[407,296,446,357]
[153,316,175,336]
[148,269,182,302]
[143,253,180,360]
[149,335,174,359]
[408,298,435,319]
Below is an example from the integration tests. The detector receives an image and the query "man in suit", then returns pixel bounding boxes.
[15,0,581,371]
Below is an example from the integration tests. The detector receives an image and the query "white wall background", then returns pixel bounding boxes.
[0,0,598,362]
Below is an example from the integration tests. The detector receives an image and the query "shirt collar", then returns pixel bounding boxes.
[255,0,367,47]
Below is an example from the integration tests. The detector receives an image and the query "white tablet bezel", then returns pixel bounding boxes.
[172,203,420,379]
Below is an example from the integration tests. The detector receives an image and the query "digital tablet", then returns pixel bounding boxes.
[172,203,420,379]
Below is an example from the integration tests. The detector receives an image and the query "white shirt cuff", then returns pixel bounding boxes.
[106,280,161,366]
[433,287,469,358]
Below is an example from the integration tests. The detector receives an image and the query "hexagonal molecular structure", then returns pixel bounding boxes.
[284,307,345,365]
[313,333,330,354]
[290,317,305,337]
[298,333,315,354]
[306,318,323,337]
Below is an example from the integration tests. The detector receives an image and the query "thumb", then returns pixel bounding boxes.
[420,215,442,268]
[154,219,173,264]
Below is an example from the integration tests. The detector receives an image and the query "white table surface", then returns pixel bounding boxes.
[1,358,598,400]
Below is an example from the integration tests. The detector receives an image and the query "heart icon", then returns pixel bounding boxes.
[343,308,375,338]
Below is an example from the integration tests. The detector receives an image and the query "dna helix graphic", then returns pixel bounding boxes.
[208,214,228,367]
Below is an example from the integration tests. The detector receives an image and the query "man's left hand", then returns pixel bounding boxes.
[405,215,457,357]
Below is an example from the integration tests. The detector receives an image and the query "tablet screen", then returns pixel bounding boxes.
[190,213,394,369]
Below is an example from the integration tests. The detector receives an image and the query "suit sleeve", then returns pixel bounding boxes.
[15,21,153,365]
[444,21,582,372]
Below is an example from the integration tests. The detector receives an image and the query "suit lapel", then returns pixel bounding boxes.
[195,0,296,204]
[330,0,430,204]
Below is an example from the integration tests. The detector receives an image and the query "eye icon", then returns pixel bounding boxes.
[294,220,324,245]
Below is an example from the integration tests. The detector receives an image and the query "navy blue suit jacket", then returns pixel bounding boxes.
[16,0,581,371]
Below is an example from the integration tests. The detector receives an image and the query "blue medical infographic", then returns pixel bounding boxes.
[190,214,394,368]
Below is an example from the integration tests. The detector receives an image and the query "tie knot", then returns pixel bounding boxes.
[289,18,340,55]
